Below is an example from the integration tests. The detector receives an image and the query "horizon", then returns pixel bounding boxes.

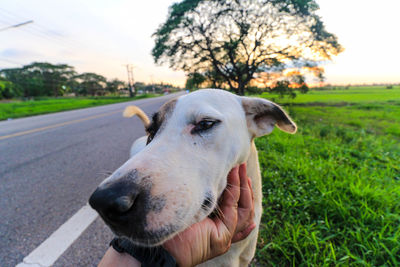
[1,0,399,87]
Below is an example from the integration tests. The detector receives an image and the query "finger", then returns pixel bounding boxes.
[247,174,252,187]
[222,166,241,208]
[238,164,253,209]
[213,166,240,234]
[248,177,254,204]
[232,222,257,243]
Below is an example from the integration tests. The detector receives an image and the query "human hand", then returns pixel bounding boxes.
[163,163,256,267]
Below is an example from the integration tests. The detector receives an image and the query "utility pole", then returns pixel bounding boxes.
[124,64,135,97]
[0,20,34,32]
[150,74,155,94]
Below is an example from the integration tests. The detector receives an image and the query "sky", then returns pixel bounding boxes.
[0,0,399,87]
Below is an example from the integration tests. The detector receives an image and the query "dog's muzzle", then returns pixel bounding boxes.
[89,170,173,245]
[89,171,147,235]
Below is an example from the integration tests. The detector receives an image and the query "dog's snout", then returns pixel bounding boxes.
[89,179,139,221]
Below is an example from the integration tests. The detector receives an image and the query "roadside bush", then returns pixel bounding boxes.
[0,80,21,99]
[246,86,264,95]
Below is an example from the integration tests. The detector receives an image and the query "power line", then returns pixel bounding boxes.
[0,20,33,32]
[0,7,129,78]
[0,12,65,49]
[0,8,85,51]
[0,7,113,54]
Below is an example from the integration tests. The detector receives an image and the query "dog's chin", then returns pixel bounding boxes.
[106,203,220,247]
[108,223,180,247]
[115,233,171,247]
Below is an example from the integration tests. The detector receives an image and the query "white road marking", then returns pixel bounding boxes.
[16,204,98,267]
[0,110,121,141]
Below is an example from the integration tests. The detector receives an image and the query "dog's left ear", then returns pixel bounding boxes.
[241,97,297,137]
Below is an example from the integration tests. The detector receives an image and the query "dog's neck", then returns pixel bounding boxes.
[245,141,263,221]
[246,141,260,178]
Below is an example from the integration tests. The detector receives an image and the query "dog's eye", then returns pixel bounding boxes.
[191,119,220,134]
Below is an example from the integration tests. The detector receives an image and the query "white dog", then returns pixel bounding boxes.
[89,89,296,266]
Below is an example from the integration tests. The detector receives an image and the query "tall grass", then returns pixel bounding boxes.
[254,87,400,266]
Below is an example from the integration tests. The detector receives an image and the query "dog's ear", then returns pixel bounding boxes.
[241,97,297,137]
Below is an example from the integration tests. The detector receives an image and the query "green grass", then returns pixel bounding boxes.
[253,86,400,266]
[0,94,159,120]
[262,86,400,104]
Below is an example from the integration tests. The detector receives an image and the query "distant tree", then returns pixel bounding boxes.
[299,84,309,94]
[386,85,393,89]
[0,68,29,96]
[270,80,296,98]
[0,62,75,97]
[246,86,264,94]
[153,0,343,95]
[0,79,21,99]
[185,72,206,90]
[134,82,146,92]
[75,73,107,96]
[290,74,309,94]
[0,67,46,97]
[106,79,126,94]
[23,62,75,97]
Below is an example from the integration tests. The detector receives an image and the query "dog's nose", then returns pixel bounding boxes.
[89,179,139,221]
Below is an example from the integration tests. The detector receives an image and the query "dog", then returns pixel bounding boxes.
[89,89,296,266]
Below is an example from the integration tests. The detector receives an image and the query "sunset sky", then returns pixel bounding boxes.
[0,0,399,86]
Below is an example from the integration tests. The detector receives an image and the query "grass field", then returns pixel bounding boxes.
[253,86,400,266]
[0,94,159,121]
[262,86,400,104]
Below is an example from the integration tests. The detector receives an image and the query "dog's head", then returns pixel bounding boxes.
[89,89,296,246]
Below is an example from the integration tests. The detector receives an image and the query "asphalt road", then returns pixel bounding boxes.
[0,92,184,266]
